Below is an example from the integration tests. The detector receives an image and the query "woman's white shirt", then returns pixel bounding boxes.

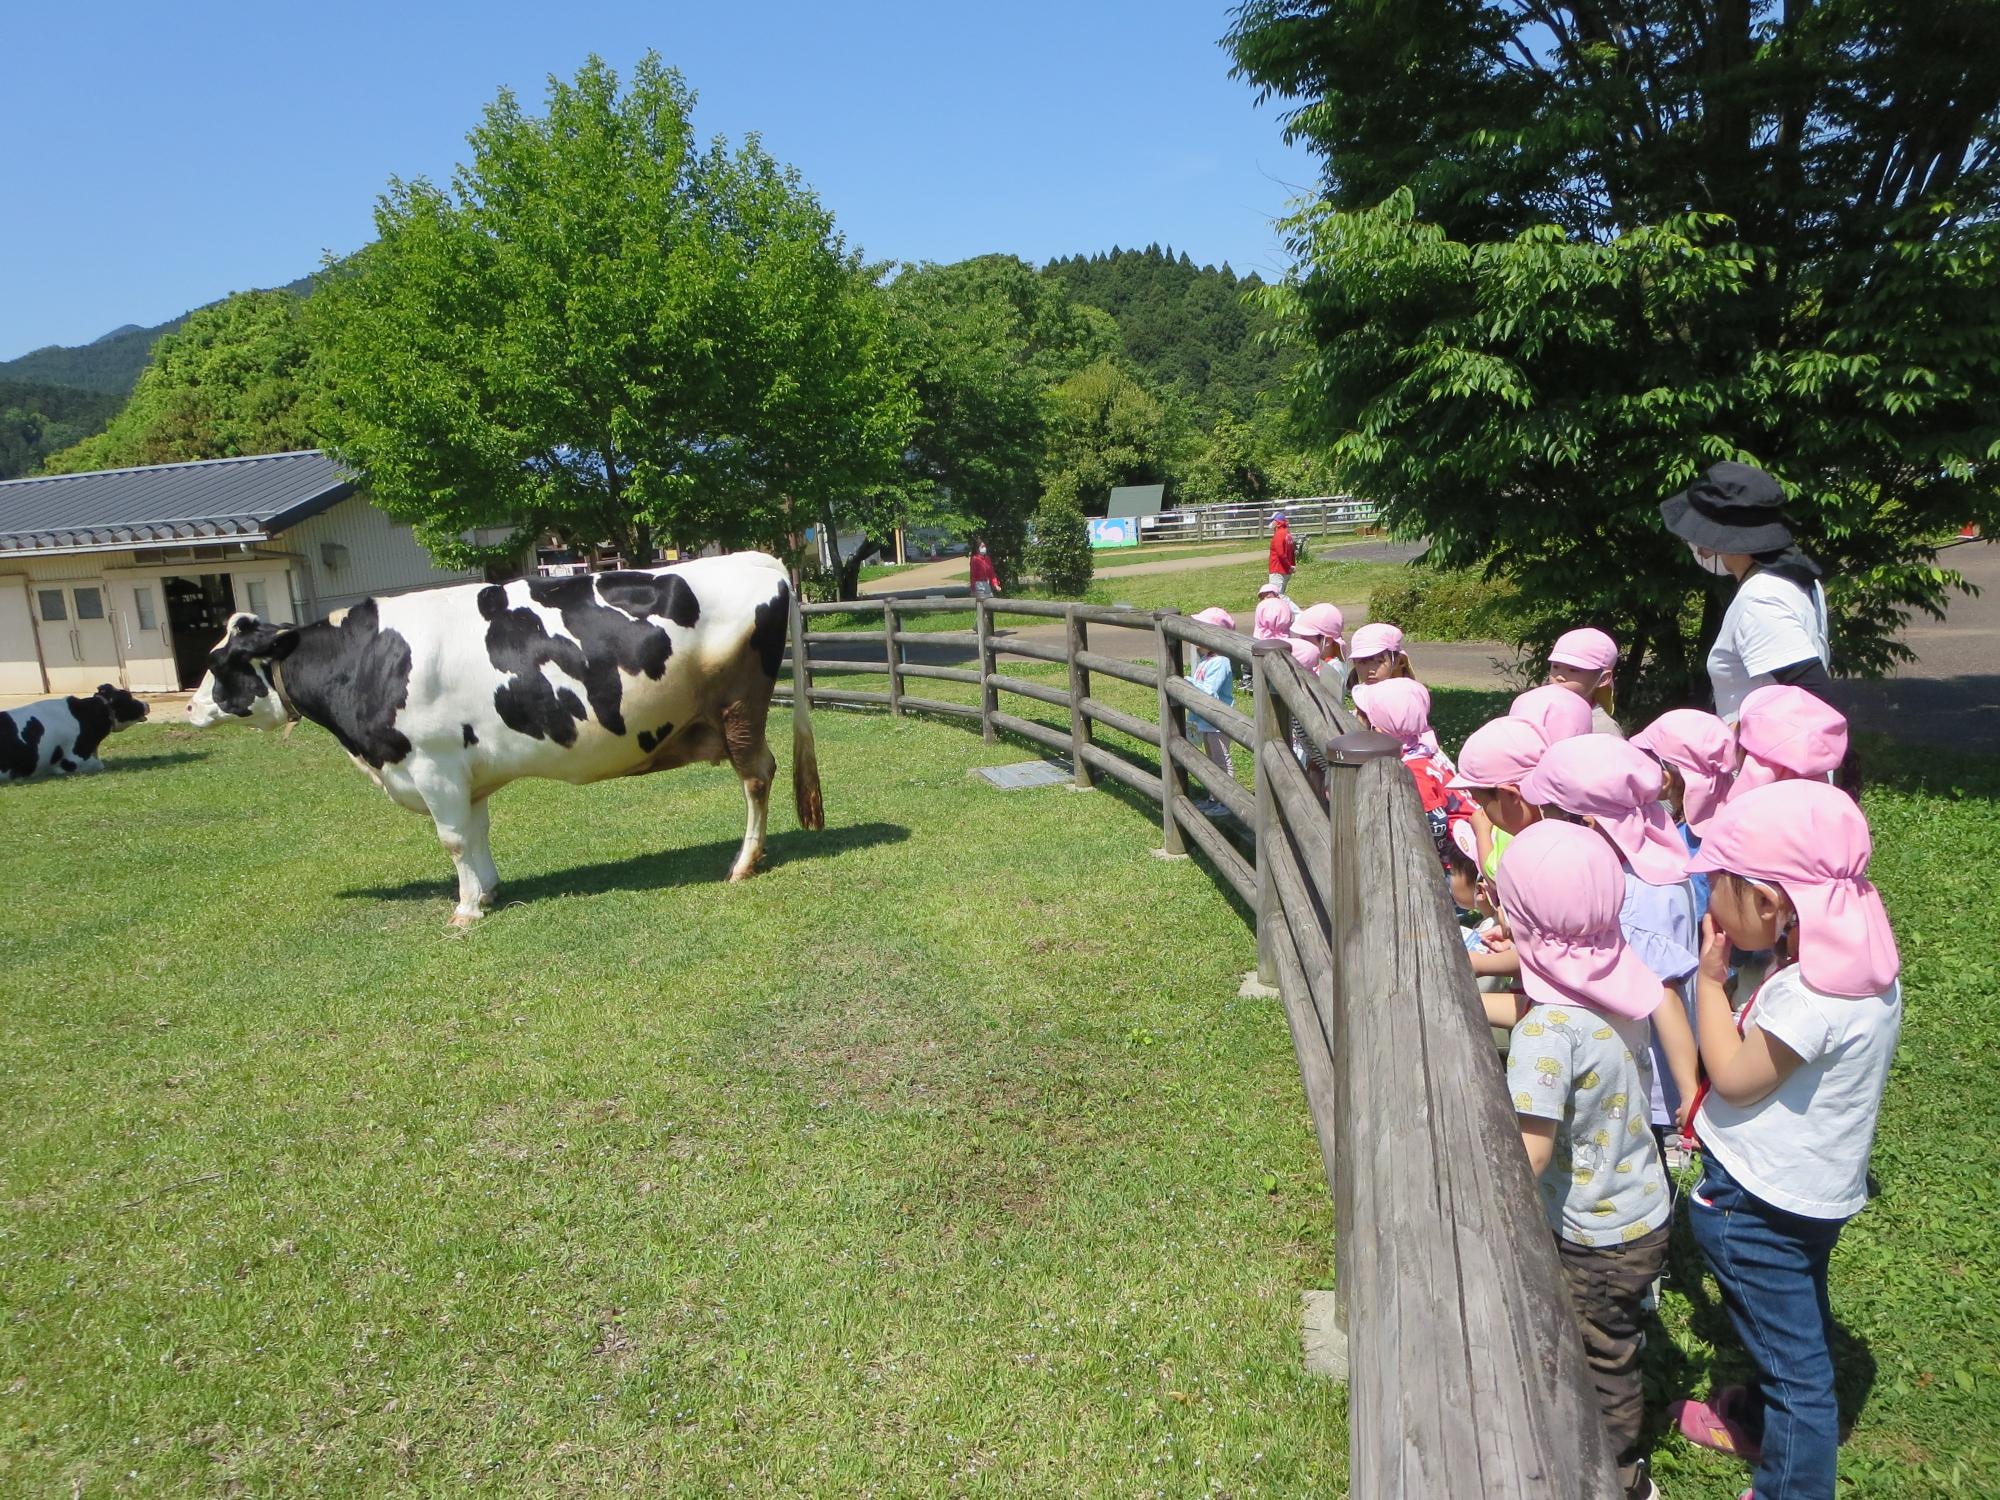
[1707,569,1830,723]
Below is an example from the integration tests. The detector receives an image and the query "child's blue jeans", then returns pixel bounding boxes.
[1688,1152,1848,1500]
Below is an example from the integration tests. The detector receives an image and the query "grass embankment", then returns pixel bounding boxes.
[0,713,1338,1497]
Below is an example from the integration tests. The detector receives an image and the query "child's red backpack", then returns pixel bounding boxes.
[1404,754,1474,866]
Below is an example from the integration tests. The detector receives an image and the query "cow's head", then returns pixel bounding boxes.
[187,613,297,729]
[95,683,149,730]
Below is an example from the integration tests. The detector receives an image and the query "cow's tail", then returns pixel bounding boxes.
[789,580,825,831]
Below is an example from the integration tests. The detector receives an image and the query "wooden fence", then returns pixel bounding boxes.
[774,594,1623,1498]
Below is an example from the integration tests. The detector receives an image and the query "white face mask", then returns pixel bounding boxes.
[1687,541,1731,577]
[978,546,988,555]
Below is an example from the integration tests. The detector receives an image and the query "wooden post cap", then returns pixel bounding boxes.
[1324,728,1402,765]
[1251,639,1289,656]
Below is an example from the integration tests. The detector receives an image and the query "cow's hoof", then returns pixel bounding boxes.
[727,858,763,883]
[450,910,481,928]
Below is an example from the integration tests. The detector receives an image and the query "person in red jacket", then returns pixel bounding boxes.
[1267,512,1297,594]
[968,538,1002,599]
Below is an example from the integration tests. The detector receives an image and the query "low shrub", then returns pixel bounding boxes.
[1367,565,1527,642]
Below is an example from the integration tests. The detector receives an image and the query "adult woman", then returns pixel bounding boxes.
[1660,463,1830,724]
[968,539,1001,600]
[1267,511,1297,594]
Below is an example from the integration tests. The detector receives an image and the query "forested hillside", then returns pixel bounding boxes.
[1042,245,1291,417]
[0,381,125,480]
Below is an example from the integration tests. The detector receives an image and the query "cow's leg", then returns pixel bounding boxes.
[722,701,777,883]
[408,756,490,924]
[465,795,500,909]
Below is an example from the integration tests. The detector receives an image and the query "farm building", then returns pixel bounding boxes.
[0,451,494,695]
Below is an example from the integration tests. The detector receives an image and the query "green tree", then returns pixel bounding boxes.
[40,290,321,474]
[1040,358,1170,516]
[311,54,913,570]
[1175,410,1273,508]
[1229,1,2000,703]
[886,255,1117,587]
[0,382,123,479]
[1030,490,1094,595]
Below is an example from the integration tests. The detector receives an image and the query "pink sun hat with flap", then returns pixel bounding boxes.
[1352,679,1441,760]
[1448,716,1550,790]
[1291,602,1345,646]
[1190,606,1236,632]
[1252,594,1296,640]
[1518,736,1690,885]
[1630,708,1736,833]
[1347,622,1404,660]
[1510,683,1594,743]
[1549,627,1619,675]
[1689,780,1899,997]
[1496,821,1668,1019]
[1731,685,1849,799]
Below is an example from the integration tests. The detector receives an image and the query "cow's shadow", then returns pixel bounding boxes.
[337,820,911,906]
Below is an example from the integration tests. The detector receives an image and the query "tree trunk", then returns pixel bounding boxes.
[837,538,884,600]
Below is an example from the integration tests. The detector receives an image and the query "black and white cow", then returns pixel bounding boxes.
[188,552,822,923]
[2,683,150,783]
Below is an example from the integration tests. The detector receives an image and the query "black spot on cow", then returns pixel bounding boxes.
[636,720,674,753]
[462,723,478,747]
[54,752,77,773]
[749,579,790,679]
[484,572,700,742]
[1,711,45,781]
[275,600,415,768]
[64,693,114,760]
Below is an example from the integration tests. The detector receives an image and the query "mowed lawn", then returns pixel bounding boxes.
[0,712,1340,1497]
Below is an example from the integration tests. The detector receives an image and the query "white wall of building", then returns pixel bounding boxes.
[284,495,484,618]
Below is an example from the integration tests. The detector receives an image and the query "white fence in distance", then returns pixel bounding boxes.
[1139,496,1378,545]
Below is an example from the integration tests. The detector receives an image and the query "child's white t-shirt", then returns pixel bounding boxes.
[1695,965,1902,1219]
[1707,569,1830,723]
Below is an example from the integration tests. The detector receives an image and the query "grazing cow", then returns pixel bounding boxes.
[187,552,822,923]
[2,683,149,783]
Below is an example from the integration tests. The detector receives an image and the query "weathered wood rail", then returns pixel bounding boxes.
[774,593,1622,1497]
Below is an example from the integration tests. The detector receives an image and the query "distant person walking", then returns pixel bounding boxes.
[1660,463,1830,724]
[968,539,1002,600]
[1267,511,1298,594]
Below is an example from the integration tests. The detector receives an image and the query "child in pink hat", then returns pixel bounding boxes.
[1672,781,1903,1499]
[1631,708,1737,926]
[1729,684,1849,801]
[1344,621,1411,692]
[1547,626,1625,738]
[1497,820,1673,1500]
[1510,683,1595,744]
[1251,588,1297,642]
[1289,602,1345,677]
[1352,678,1451,771]
[1519,737,1702,1140]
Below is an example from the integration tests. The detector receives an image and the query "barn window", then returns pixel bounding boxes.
[73,587,105,621]
[133,587,158,631]
[37,589,66,621]
[245,579,269,616]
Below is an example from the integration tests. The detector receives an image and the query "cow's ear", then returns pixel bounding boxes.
[95,682,118,697]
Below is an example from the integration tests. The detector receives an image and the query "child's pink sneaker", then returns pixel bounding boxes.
[1670,1386,1763,1463]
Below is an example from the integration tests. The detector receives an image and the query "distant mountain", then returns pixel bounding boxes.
[0,273,317,397]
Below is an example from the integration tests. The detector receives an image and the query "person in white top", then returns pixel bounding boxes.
[1669,781,1902,1499]
[1659,462,1832,723]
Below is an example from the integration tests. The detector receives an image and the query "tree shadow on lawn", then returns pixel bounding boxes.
[108,750,211,774]
[337,819,912,905]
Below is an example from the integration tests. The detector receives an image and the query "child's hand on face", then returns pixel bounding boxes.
[1698,914,1732,986]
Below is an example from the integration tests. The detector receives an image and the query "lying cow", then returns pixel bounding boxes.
[188,552,822,923]
[2,683,149,783]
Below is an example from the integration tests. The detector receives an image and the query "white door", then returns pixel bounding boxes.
[0,577,48,695]
[104,574,180,692]
[32,582,123,695]
[230,566,296,625]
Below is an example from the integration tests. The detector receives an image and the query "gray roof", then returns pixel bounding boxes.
[0,450,356,556]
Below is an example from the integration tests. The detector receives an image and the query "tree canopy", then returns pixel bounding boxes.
[39,290,322,475]
[310,54,913,571]
[0,381,123,480]
[1230,0,2000,702]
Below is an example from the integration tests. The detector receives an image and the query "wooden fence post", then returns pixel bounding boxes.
[975,596,998,743]
[1065,605,1094,790]
[1249,640,1291,988]
[789,577,813,709]
[883,600,903,718]
[1153,609,1188,856]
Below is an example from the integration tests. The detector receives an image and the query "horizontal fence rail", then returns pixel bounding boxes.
[1139,495,1378,545]
[774,588,1621,1499]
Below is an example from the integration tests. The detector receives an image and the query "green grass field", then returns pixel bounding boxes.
[0,712,1338,1497]
[4,695,1995,1497]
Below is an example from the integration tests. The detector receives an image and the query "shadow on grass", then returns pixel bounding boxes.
[338,820,912,905]
[109,751,211,774]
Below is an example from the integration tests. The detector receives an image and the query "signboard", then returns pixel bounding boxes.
[1088,517,1140,549]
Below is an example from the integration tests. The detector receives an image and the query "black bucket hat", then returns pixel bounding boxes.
[1660,462,1794,555]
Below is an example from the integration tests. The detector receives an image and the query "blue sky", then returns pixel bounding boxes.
[0,0,1317,361]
